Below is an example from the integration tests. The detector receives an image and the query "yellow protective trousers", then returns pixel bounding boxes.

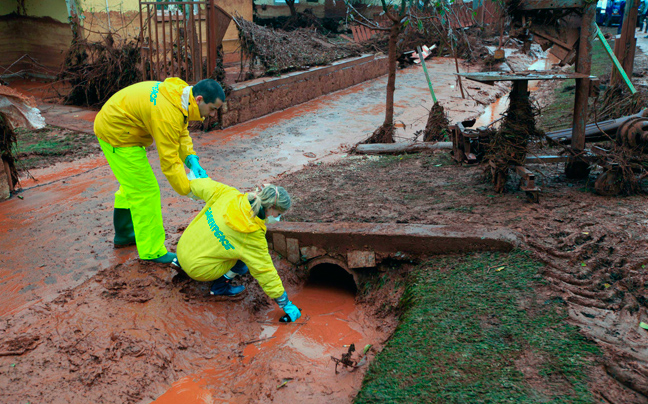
[99,138,168,260]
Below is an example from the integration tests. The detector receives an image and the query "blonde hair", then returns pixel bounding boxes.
[247,184,291,217]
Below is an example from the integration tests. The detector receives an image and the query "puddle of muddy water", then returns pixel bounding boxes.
[153,264,385,404]
[473,53,561,129]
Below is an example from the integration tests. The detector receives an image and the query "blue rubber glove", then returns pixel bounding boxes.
[274,291,302,322]
[185,155,207,179]
[282,302,302,322]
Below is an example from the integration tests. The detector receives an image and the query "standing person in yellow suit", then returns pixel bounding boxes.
[95,78,225,263]
[176,178,302,322]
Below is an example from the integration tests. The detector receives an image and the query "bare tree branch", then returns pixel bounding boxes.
[354,18,391,31]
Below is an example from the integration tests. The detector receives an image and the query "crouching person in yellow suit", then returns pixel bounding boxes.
[176,179,302,322]
[94,78,225,263]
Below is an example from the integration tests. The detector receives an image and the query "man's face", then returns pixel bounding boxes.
[196,95,223,118]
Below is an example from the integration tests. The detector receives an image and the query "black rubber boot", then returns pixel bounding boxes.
[114,208,136,247]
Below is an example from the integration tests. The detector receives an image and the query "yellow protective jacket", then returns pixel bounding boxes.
[176,178,285,299]
[94,78,203,195]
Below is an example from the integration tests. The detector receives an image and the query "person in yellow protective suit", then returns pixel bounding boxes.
[176,179,302,322]
[95,78,225,263]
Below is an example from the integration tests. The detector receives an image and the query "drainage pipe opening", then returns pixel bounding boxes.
[307,263,358,295]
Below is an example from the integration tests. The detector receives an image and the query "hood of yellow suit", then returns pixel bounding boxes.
[158,77,203,122]
[223,193,267,234]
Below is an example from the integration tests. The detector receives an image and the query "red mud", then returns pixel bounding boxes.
[0,257,396,403]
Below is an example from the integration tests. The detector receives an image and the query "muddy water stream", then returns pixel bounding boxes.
[153,265,388,403]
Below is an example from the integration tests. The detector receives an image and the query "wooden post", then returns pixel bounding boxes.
[612,0,639,86]
[567,2,596,178]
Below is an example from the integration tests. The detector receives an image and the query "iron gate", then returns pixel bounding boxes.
[139,0,231,83]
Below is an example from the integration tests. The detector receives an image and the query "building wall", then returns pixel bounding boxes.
[0,14,73,76]
[0,1,16,15]
[21,0,70,22]
[0,1,73,76]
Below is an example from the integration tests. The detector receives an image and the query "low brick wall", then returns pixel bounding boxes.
[221,54,388,128]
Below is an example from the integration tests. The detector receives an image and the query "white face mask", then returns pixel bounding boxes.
[265,214,281,224]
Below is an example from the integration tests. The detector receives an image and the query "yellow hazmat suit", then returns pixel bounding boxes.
[177,179,285,299]
[95,78,202,259]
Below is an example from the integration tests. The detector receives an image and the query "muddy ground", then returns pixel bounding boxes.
[0,254,401,403]
[3,34,648,403]
[277,151,648,403]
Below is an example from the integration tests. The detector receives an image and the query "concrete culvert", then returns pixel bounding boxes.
[307,263,358,295]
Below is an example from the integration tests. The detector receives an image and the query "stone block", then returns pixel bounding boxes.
[286,238,300,264]
[300,246,327,260]
[347,250,376,269]
[273,233,286,257]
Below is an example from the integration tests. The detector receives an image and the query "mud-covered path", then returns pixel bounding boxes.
[0,57,506,403]
[0,57,502,318]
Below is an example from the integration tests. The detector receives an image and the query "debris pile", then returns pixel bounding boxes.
[423,102,450,142]
[593,84,648,121]
[234,16,361,77]
[59,33,142,107]
[361,19,490,63]
[484,87,544,192]
[0,85,46,198]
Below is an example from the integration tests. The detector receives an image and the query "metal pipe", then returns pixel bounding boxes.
[147,4,154,80]
[416,46,437,103]
[596,25,637,94]
[162,7,167,80]
[105,0,112,31]
[139,1,146,79]
[198,3,204,80]
[154,5,161,80]
[176,7,182,78]
[183,7,189,82]
[190,8,198,81]
[169,7,175,77]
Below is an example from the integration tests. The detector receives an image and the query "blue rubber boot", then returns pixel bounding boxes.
[143,252,177,264]
[210,276,246,296]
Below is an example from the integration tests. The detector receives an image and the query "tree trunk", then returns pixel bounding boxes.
[384,22,400,127]
[362,19,401,144]
[286,0,297,17]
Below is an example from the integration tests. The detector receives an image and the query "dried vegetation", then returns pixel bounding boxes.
[59,33,142,108]
[234,16,362,78]
[485,87,544,193]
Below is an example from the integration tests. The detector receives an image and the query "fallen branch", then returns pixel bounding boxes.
[243,336,276,345]
[355,141,452,155]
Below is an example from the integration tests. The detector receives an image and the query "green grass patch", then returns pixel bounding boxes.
[355,251,599,404]
[538,37,615,132]
[367,153,420,168]
[16,139,76,155]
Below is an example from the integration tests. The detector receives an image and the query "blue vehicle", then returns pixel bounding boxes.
[596,0,625,26]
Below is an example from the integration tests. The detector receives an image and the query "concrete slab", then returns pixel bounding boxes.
[267,222,519,258]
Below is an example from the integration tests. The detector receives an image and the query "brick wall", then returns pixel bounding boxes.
[221,54,388,127]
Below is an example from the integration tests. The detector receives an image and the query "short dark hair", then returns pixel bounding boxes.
[193,79,225,104]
